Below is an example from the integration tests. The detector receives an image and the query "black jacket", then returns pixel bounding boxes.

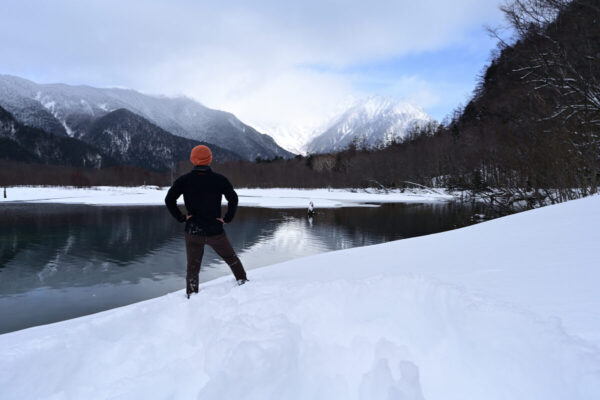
[165,166,238,235]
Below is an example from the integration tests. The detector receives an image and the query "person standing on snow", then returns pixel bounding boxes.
[165,145,248,298]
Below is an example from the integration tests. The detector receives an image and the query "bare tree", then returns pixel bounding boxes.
[500,0,600,194]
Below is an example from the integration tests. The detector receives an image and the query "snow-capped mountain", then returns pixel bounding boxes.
[306,96,433,154]
[0,74,294,161]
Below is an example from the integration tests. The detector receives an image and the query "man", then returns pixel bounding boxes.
[165,145,248,298]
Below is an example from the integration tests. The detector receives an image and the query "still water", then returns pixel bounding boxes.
[0,202,483,333]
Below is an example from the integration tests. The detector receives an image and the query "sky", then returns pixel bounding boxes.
[0,0,505,146]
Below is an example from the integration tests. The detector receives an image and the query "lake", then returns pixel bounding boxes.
[0,202,485,333]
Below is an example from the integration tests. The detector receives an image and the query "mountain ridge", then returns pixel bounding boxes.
[0,74,294,161]
[0,104,241,171]
[82,108,240,171]
[0,104,117,168]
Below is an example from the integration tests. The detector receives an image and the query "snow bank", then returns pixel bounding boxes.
[0,186,454,208]
[1,196,599,399]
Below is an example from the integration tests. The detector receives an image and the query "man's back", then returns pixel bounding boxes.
[165,165,238,235]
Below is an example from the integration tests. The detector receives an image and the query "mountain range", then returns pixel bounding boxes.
[0,75,293,165]
[0,104,242,171]
[1,74,434,169]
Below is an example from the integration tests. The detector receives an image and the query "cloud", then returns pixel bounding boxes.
[0,0,504,147]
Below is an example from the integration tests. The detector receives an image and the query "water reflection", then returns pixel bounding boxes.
[0,202,482,333]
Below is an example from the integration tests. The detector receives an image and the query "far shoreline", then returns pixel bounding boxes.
[1,185,456,209]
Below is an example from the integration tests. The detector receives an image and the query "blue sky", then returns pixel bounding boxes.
[302,29,499,121]
[0,0,505,147]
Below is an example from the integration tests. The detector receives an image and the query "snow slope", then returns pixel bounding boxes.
[1,186,454,208]
[1,196,599,399]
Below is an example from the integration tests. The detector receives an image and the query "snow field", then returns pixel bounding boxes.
[1,273,597,399]
[0,194,599,399]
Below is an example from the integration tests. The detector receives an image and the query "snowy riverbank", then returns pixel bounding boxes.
[1,196,599,399]
[0,185,454,208]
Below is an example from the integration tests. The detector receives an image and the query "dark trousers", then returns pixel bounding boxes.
[184,232,247,294]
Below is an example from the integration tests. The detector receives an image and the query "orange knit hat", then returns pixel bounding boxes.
[190,145,212,166]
